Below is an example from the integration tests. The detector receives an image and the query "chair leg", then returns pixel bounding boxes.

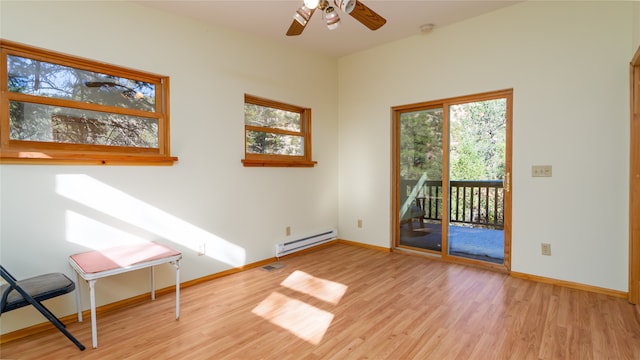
[14,288,85,351]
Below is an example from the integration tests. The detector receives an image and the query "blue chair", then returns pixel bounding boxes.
[0,265,85,350]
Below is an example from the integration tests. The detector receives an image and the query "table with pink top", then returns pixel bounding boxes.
[69,242,182,348]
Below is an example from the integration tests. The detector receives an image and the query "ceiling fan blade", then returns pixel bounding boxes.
[286,7,316,36]
[349,0,386,31]
[286,20,305,36]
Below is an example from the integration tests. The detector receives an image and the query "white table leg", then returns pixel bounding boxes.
[75,272,83,322]
[174,260,180,319]
[89,279,98,348]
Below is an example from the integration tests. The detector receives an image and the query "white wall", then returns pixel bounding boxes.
[338,1,634,291]
[0,1,339,333]
[634,1,640,50]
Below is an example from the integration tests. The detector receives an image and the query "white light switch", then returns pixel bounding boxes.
[532,165,552,177]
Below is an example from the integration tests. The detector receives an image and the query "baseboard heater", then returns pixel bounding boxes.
[276,229,337,257]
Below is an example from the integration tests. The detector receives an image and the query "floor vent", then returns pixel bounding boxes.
[275,229,337,257]
[262,262,285,272]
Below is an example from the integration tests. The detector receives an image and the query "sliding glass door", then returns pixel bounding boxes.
[393,90,512,269]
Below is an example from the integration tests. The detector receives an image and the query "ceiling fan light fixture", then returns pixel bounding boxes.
[325,6,340,30]
[334,0,355,14]
[303,0,320,10]
[293,5,313,26]
[286,0,386,36]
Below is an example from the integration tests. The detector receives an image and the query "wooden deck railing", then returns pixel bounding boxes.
[401,179,504,229]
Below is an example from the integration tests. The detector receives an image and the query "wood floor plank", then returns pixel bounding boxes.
[2,243,640,359]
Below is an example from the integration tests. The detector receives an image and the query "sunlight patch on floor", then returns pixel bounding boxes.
[252,292,334,345]
[252,271,349,345]
[280,270,347,305]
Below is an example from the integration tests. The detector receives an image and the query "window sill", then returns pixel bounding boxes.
[241,159,317,168]
[0,151,178,166]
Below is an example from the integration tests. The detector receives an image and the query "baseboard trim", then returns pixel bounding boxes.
[510,271,628,298]
[336,239,391,253]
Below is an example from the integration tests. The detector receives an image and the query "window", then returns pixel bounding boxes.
[242,94,316,167]
[0,40,177,165]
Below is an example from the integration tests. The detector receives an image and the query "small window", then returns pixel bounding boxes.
[242,94,316,167]
[0,40,177,165]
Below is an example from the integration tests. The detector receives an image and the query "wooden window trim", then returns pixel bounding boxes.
[0,39,177,165]
[242,94,316,168]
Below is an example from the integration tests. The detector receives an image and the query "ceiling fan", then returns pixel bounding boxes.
[286,0,386,36]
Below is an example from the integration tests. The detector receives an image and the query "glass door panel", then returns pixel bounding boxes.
[447,99,506,264]
[398,108,443,253]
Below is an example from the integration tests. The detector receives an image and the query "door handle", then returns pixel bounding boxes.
[504,172,510,193]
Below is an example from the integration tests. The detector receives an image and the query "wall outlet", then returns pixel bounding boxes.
[286,226,291,236]
[541,243,551,256]
[357,219,363,228]
[197,243,206,256]
[532,165,552,177]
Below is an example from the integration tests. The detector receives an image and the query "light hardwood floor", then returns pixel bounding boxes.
[2,243,640,359]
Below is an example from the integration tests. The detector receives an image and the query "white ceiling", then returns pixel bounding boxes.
[134,0,523,57]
